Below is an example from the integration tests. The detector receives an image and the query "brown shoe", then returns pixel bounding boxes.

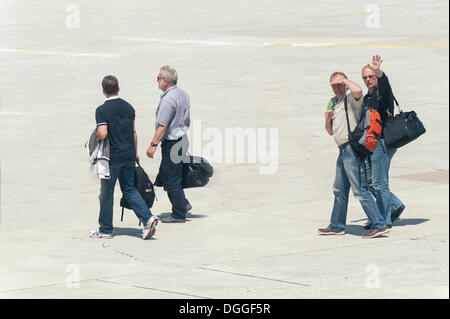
[318,227,346,235]
[362,226,390,239]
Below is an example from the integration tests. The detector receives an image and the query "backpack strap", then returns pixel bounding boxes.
[343,96,352,138]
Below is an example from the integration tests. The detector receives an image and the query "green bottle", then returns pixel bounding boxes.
[327,97,335,111]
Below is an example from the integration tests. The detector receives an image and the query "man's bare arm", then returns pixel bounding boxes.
[324,110,334,136]
[146,125,167,158]
[151,125,167,145]
[133,121,140,161]
[97,125,107,140]
[342,79,363,100]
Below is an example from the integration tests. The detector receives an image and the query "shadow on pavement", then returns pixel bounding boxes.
[345,218,430,237]
[393,218,430,226]
[112,227,142,238]
[345,225,369,236]
[157,212,208,219]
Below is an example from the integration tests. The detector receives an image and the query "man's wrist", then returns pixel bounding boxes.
[151,141,158,147]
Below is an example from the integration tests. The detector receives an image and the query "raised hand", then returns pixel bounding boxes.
[369,54,383,71]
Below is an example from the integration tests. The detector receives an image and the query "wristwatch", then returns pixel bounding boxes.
[151,141,158,147]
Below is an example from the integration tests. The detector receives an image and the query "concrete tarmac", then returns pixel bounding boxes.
[0,0,448,298]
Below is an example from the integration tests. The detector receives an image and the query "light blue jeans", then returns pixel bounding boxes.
[329,145,387,232]
[365,139,403,226]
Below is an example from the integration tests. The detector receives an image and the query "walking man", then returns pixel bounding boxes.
[90,75,158,239]
[362,55,405,228]
[147,66,192,223]
[319,71,390,238]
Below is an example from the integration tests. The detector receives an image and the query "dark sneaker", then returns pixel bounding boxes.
[160,216,186,223]
[142,216,158,240]
[364,222,372,230]
[318,227,346,235]
[362,226,390,239]
[186,203,193,218]
[391,205,405,223]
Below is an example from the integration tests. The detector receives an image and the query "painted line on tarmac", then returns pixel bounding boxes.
[199,266,310,287]
[114,36,242,46]
[95,279,209,299]
[265,42,449,49]
[0,48,117,58]
[114,37,448,49]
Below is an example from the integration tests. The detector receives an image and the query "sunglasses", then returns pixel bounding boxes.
[363,75,376,80]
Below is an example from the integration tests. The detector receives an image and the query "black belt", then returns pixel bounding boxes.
[162,136,183,144]
[338,141,350,150]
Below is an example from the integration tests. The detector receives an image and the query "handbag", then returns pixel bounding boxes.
[181,155,214,189]
[383,96,426,148]
[154,155,214,189]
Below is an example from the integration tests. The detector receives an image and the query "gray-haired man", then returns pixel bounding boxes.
[318,71,389,238]
[146,66,191,223]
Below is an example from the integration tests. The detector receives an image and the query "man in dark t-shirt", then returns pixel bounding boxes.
[362,56,405,229]
[89,75,158,240]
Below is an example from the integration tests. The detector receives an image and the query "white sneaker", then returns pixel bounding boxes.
[142,216,158,240]
[89,229,113,239]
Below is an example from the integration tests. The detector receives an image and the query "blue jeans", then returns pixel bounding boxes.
[329,145,386,232]
[365,139,403,226]
[99,161,153,234]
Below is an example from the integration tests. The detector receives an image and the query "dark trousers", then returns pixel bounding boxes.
[159,136,190,219]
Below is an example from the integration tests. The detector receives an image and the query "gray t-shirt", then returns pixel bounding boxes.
[331,92,363,146]
[155,86,191,140]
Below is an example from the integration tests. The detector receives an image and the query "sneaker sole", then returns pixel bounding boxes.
[362,228,390,239]
[143,219,158,240]
[161,218,186,223]
[89,234,113,239]
[318,230,346,235]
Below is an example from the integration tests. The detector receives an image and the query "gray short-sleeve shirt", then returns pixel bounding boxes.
[155,86,191,140]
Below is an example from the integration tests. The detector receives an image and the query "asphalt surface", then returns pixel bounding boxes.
[0,0,448,298]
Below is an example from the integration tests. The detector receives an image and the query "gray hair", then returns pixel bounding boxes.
[160,65,178,85]
[329,71,347,82]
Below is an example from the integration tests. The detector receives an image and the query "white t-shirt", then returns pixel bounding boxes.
[332,92,363,146]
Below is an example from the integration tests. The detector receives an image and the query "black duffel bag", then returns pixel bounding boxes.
[181,155,214,189]
[383,96,426,148]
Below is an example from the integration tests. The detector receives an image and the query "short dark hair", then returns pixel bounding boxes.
[329,71,348,82]
[102,75,119,95]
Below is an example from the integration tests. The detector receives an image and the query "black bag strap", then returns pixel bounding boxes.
[384,81,402,115]
[392,94,403,114]
[343,96,352,138]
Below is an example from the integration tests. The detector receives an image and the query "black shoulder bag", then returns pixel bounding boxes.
[383,95,426,148]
